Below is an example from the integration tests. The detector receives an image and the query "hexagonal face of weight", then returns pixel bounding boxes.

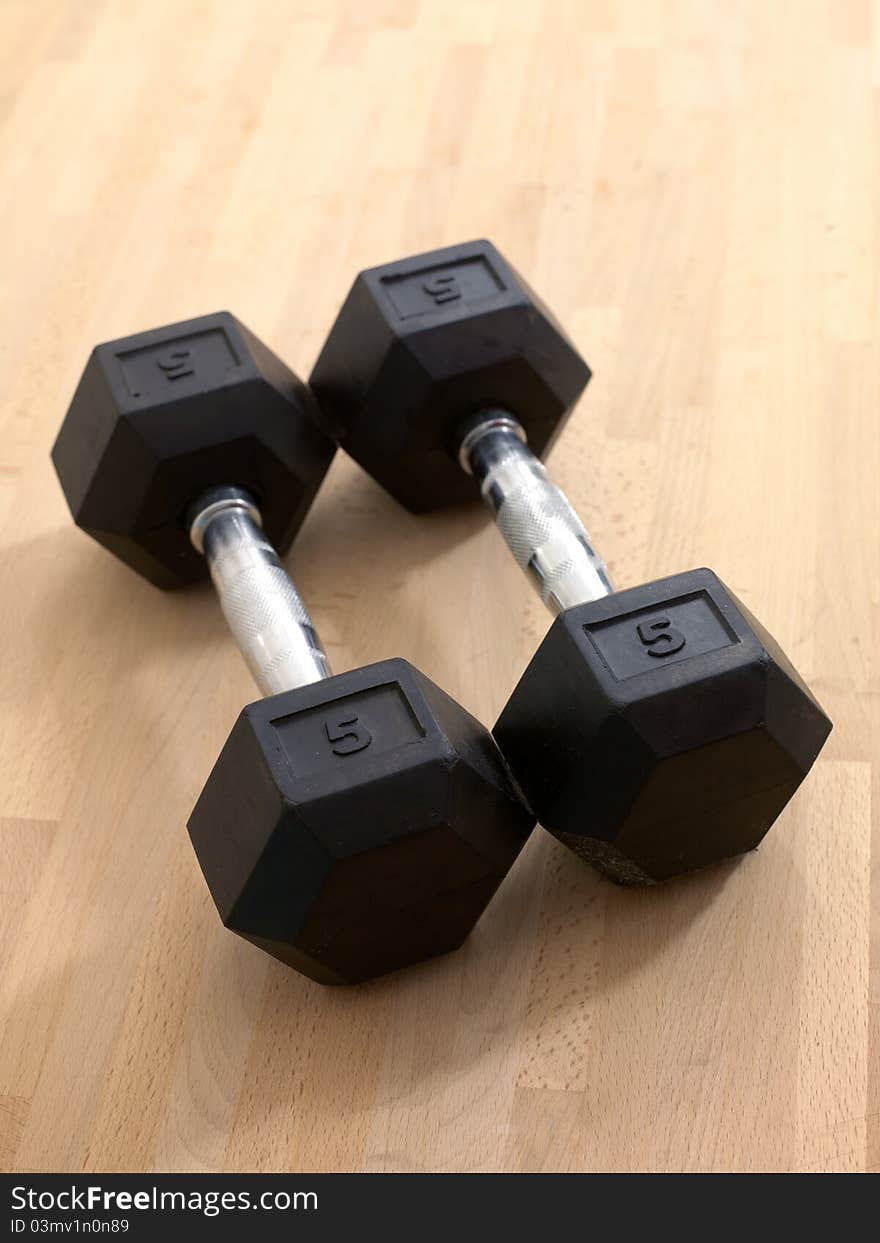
[309,239,591,512]
[493,569,832,885]
[187,658,534,985]
[52,312,335,588]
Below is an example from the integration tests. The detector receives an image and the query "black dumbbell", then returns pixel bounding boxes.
[52,312,533,983]
[310,241,832,885]
[52,312,334,589]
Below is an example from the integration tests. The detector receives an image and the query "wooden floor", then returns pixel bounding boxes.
[0,0,876,1175]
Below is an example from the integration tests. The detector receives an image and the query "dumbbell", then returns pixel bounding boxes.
[52,312,533,984]
[310,241,832,884]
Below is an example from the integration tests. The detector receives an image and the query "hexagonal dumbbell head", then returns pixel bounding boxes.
[188,658,534,984]
[309,239,591,511]
[52,312,335,588]
[493,570,832,885]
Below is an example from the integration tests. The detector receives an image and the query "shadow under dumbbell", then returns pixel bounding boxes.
[198,833,740,1168]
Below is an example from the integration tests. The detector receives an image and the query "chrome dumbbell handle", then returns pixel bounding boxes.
[189,487,331,697]
[459,412,613,615]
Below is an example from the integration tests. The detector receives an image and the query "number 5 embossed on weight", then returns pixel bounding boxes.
[636,616,686,658]
[324,710,373,756]
[421,273,460,305]
[156,347,194,381]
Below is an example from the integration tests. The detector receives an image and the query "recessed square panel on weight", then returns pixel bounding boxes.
[380,255,506,319]
[582,590,740,681]
[271,682,426,780]
[115,327,241,400]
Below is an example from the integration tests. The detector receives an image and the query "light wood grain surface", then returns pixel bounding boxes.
[0,0,875,1175]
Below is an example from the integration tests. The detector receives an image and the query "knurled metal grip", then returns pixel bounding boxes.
[189,487,331,697]
[459,412,613,615]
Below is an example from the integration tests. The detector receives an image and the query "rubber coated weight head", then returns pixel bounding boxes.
[309,239,591,512]
[493,569,832,885]
[52,312,335,588]
[187,658,534,985]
